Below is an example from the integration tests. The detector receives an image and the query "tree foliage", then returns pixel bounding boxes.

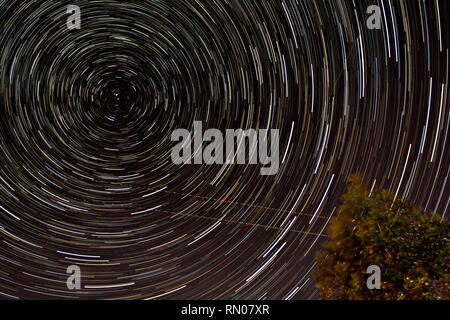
[312,174,449,300]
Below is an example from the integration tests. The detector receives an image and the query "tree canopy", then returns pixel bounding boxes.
[312,174,449,300]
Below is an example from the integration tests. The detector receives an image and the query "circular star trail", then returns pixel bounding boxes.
[0,0,448,299]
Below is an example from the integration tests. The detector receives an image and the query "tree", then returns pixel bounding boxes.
[312,174,449,300]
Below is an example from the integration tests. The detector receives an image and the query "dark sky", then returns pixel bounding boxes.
[0,0,448,299]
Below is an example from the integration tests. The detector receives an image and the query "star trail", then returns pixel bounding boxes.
[0,0,448,300]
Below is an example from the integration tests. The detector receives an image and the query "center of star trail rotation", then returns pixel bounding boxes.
[0,0,448,300]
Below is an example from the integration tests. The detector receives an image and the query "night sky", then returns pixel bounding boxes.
[0,0,448,299]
